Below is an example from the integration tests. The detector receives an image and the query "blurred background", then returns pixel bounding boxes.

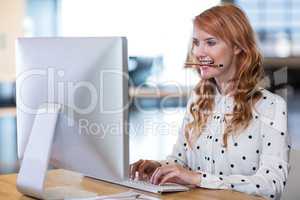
[0,0,299,180]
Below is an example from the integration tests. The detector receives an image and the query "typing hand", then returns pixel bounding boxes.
[129,159,161,181]
[149,164,201,186]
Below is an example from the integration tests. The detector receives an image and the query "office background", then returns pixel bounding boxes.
[0,2,299,198]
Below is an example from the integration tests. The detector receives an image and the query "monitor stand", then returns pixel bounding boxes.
[16,103,97,199]
[16,103,61,198]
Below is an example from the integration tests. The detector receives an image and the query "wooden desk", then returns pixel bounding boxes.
[0,169,265,200]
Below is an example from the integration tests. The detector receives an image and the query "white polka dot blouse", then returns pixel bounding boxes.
[162,88,290,200]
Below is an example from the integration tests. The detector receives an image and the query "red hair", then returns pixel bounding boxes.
[185,3,265,148]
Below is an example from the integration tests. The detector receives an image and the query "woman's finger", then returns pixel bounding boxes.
[129,159,143,179]
[149,167,160,183]
[138,160,149,180]
[159,171,179,185]
[151,166,164,185]
[151,165,175,185]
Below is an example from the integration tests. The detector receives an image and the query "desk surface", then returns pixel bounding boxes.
[0,169,265,200]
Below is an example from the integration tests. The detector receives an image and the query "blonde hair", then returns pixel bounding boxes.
[185,3,265,148]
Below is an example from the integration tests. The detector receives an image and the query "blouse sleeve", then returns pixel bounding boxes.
[196,95,290,200]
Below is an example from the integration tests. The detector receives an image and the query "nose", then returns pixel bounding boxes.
[192,44,208,59]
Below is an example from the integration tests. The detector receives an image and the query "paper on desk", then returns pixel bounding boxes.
[65,190,161,200]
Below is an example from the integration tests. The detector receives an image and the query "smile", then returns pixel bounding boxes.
[199,59,214,65]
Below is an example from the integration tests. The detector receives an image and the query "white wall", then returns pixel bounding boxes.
[0,0,25,81]
[281,150,300,200]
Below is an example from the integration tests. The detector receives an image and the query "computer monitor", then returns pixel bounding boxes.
[15,37,129,198]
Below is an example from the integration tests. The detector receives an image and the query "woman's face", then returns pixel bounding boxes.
[192,26,240,80]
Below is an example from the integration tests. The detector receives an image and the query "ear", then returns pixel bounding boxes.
[233,45,241,55]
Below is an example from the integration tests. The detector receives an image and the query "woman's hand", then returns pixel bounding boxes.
[150,164,201,186]
[129,159,161,181]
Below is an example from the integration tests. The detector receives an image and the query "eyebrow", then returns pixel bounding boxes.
[204,37,216,41]
[192,37,216,41]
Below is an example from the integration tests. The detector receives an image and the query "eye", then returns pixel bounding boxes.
[207,40,216,46]
[192,39,199,47]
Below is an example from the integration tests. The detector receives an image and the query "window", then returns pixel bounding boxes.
[235,0,300,57]
[59,0,220,85]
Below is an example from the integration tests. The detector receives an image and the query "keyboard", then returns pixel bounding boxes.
[121,179,189,194]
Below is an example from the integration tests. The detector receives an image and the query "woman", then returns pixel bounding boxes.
[130,3,290,200]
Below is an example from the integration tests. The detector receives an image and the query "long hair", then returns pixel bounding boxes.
[185,3,265,148]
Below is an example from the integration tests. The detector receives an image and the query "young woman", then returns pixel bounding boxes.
[130,4,290,200]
